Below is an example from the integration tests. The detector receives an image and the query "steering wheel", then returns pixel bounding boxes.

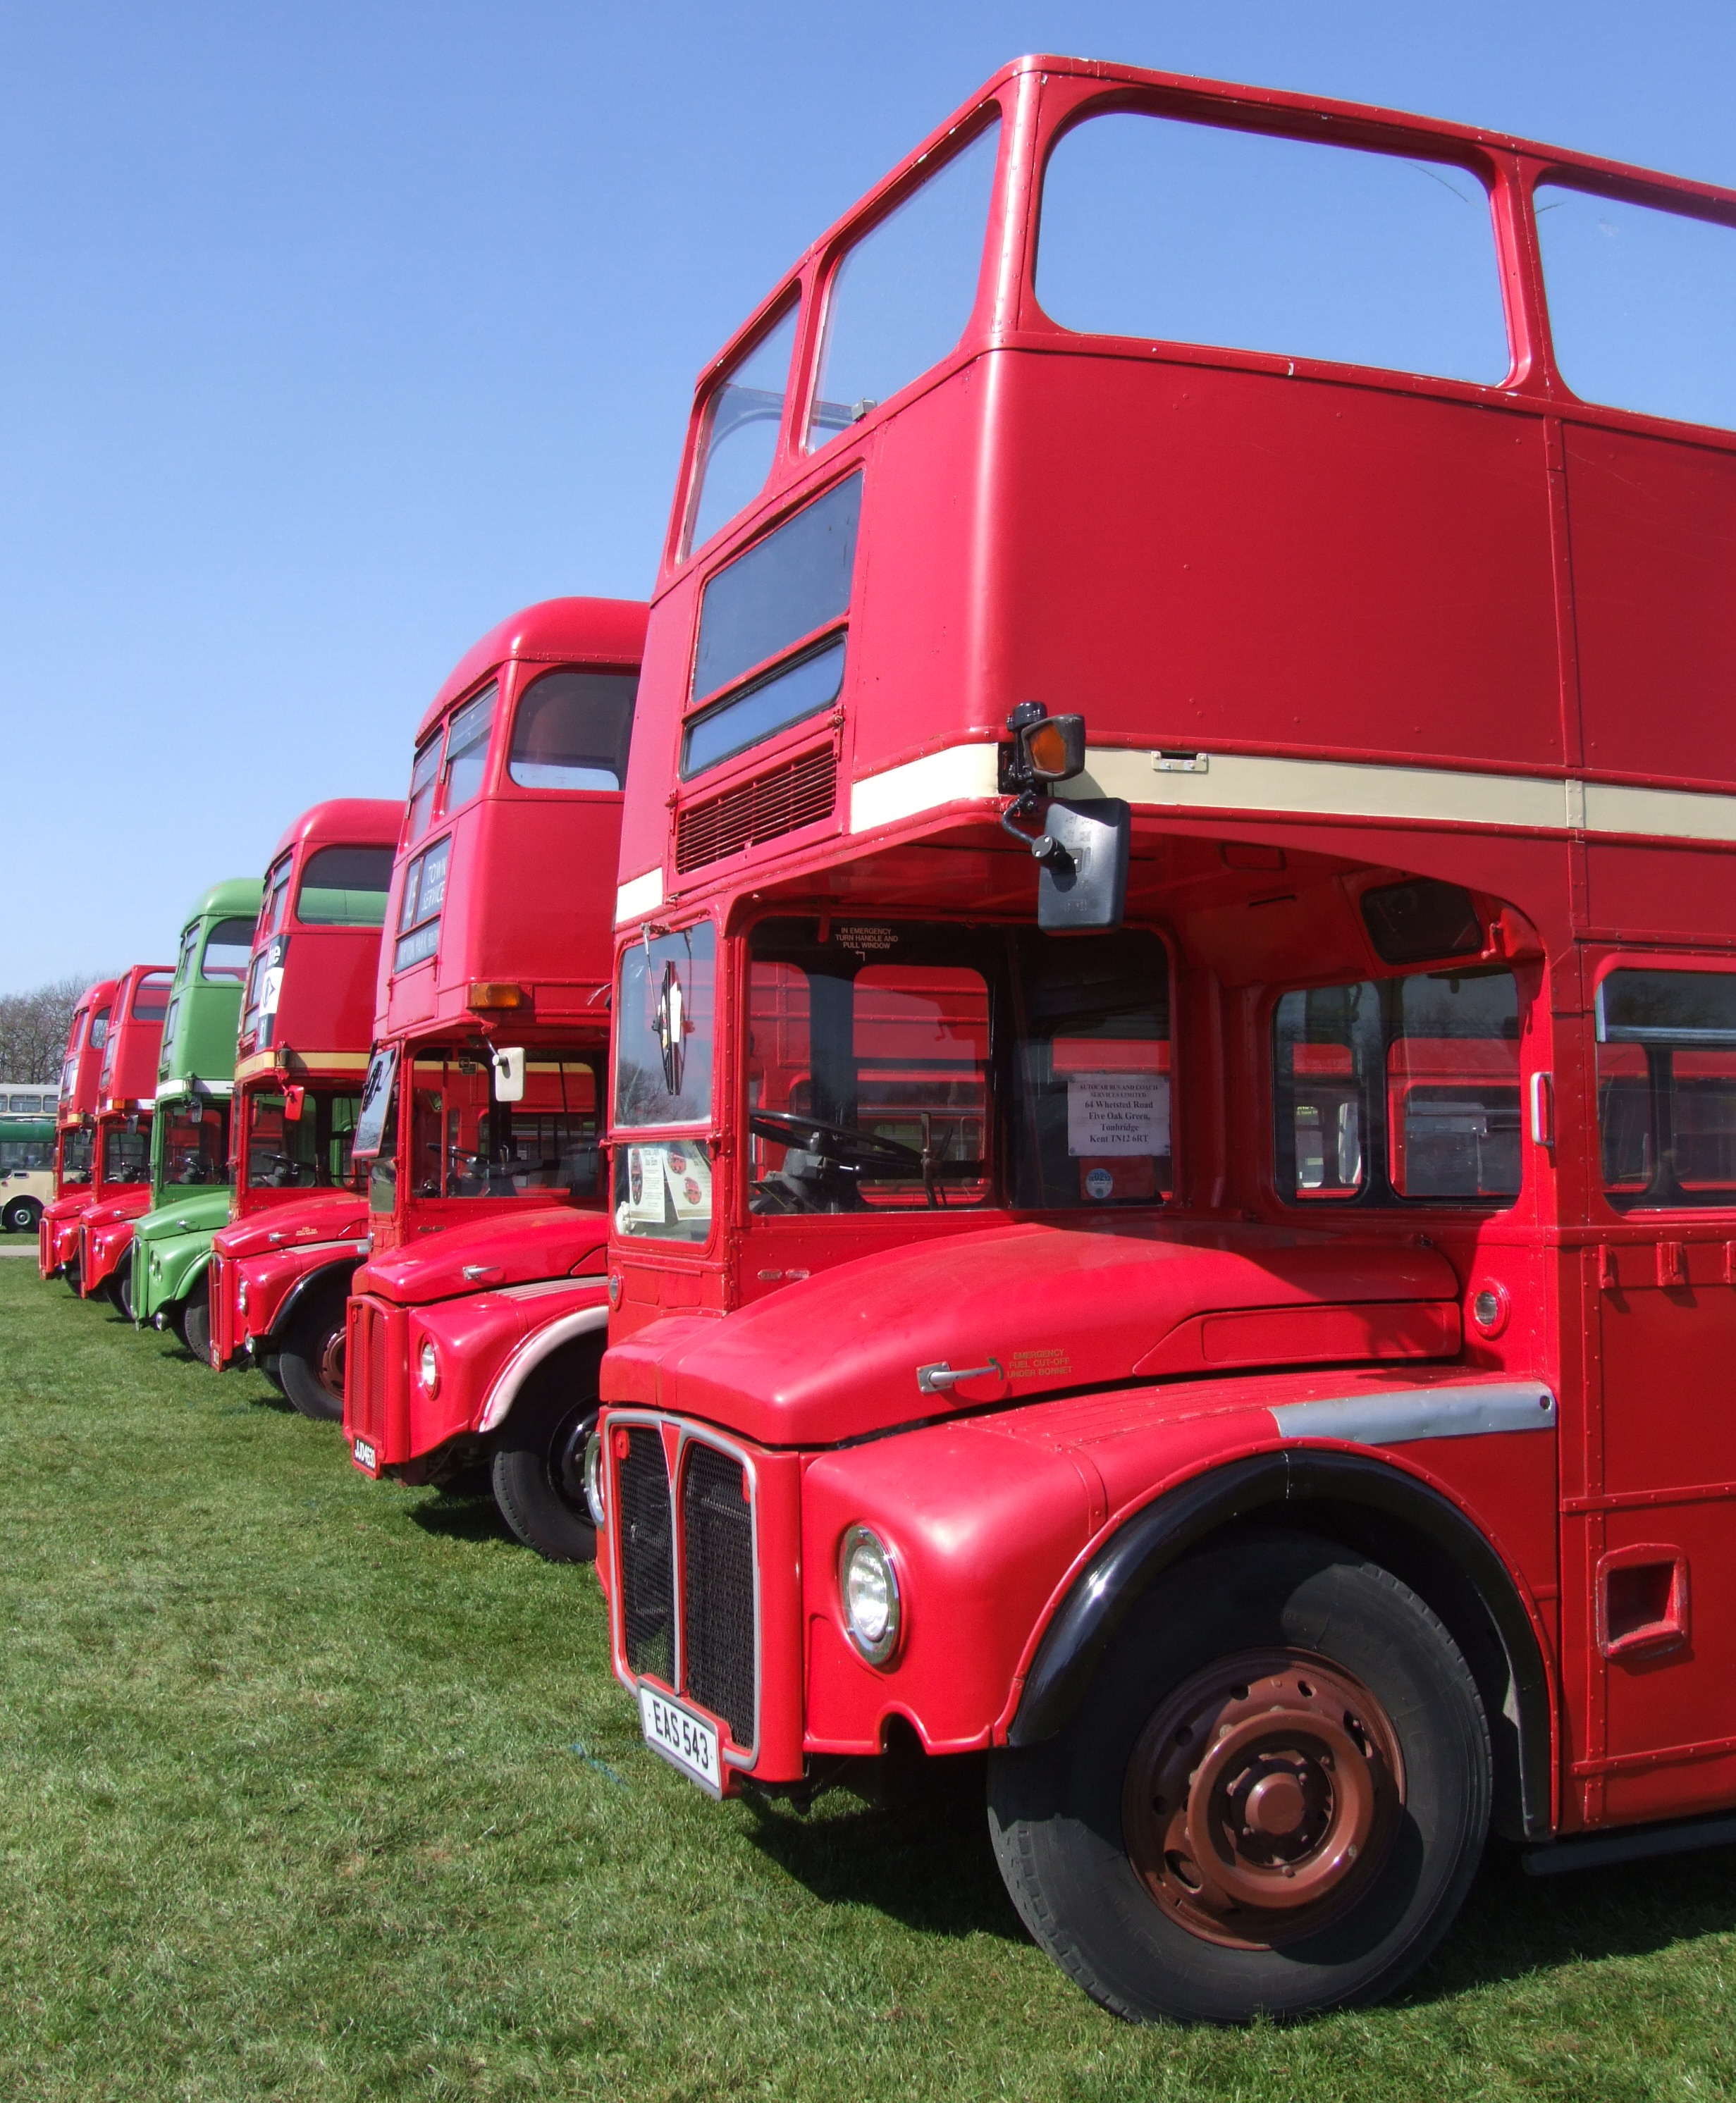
[749,1109,923,1174]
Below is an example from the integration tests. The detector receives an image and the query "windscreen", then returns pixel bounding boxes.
[398,1052,602,1200]
[60,1128,94,1184]
[245,1088,364,1191]
[101,1123,150,1185]
[160,1102,230,1187]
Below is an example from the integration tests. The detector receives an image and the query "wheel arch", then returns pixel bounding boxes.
[266,1256,364,1344]
[1005,1449,1555,1843]
[477,1305,609,1436]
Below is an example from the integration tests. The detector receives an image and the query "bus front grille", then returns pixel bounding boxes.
[619,1427,675,1684]
[680,1442,756,1745]
[615,1421,758,1753]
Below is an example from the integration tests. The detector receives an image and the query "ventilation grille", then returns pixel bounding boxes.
[681,1442,756,1744]
[675,745,836,872]
[618,1427,675,1683]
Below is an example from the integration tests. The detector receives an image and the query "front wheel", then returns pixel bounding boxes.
[987,1529,1491,2025]
[179,1290,211,1366]
[489,1351,601,1563]
[1,1196,40,1234]
[278,1290,348,1421]
[106,1251,134,1321]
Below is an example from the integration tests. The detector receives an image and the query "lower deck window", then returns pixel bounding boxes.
[1598,968,1736,1210]
[1274,967,1521,1206]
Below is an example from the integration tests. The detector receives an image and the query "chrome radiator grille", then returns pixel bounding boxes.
[615,1421,757,1751]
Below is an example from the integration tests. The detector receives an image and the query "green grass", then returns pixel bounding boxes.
[3,1265,1736,2100]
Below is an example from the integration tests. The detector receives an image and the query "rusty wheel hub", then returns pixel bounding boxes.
[1121,1648,1404,1948]
[317,1326,347,1403]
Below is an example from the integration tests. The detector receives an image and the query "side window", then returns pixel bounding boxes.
[441,684,498,815]
[261,860,292,935]
[687,302,800,557]
[1037,111,1508,386]
[1275,968,1522,1205]
[406,732,441,843]
[296,845,394,927]
[1537,185,1736,433]
[1597,968,1736,1210]
[806,116,1001,452]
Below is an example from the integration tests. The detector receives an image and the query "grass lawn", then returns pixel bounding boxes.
[3,1265,1736,2100]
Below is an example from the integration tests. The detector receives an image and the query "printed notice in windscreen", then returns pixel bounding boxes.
[1066,1072,1171,1157]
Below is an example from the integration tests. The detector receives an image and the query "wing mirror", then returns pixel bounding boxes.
[491,1047,526,1104]
[1001,704,1129,932]
[283,1085,305,1122]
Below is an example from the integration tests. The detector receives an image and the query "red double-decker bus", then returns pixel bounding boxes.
[39,979,119,1283]
[197,800,400,1405]
[41,968,171,1290]
[589,58,1736,2021]
[343,597,644,1558]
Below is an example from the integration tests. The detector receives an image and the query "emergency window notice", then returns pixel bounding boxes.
[1066,1072,1171,1157]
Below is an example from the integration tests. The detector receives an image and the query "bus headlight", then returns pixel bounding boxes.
[584,1429,607,1529]
[236,1279,249,1314]
[839,1526,902,1667]
[418,1339,440,1394]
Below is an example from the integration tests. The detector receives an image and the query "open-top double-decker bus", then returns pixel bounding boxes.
[341,598,644,1557]
[40,979,119,1281]
[194,801,398,1405]
[42,968,171,1290]
[81,880,260,1316]
[589,56,1736,2022]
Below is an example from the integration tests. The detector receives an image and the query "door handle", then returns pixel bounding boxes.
[1529,1071,1554,1149]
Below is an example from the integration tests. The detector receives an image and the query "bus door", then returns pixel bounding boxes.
[1582,953,1736,1812]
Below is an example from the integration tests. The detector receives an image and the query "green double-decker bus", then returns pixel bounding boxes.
[124,880,262,1343]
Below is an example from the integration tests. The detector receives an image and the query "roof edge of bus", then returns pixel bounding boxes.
[683,52,1736,409]
[180,876,267,930]
[417,596,651,745]
[265,799,409,867]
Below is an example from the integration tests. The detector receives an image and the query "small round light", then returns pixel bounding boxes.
[839,1526,902,1667]
[1470,1282,1510,1337]
[584,1430,607,1529]
[418,1338,440,1393]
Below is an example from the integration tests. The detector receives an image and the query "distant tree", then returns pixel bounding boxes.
[0,975,91,1084]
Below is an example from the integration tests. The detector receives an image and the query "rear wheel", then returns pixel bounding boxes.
[987,1529,1490,2025]
[1,1196,39,1234]
[489,1349,601,1563]
[278,1288,348,1421]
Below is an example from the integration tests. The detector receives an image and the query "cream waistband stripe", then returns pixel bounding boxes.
[845,743,1736,846]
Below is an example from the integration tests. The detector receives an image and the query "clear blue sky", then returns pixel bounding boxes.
[4,0,1733,992]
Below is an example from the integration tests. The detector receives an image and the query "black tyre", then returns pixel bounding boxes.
[987,1529,1490,2025]
[106,1251,134,1321]
[180,1289,211,1367]
[488,1348,601,1564]
[278,1288,348,1421]
[1,1197,39,1234]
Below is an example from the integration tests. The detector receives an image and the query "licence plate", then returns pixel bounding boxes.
[639,1684,722,1794]
[352,1437,378,1473]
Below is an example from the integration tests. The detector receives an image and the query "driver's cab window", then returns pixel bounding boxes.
[407,1052,601,1199]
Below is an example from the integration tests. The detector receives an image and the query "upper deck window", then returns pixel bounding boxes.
[805,116,1000,453]
[507,668,639,791]
[296,845,394,927]
[1597,968,1736,1209]
[1537,185,1736,432]
[201,918,254,979]
[687,302,800,558]
[406,732,441,843]
[1036,112,1509,386]
[261,859,292,935]
[442,683,498,814]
